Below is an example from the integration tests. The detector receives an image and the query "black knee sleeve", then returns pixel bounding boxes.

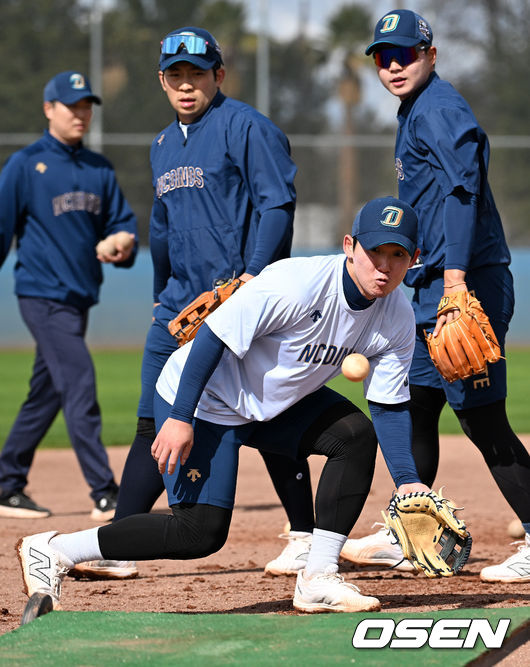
[299,402,377,536]
[410,385,446,486]
[260,451,314,532]
[113,417,163,521]
[99,503,232,560]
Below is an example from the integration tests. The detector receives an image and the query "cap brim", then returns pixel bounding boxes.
[159,53,216,71]
[51,92,102,105]
[357,232,416,257]
[365,36,421,55]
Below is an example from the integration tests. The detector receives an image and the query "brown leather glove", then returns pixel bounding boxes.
[425,290,502,382]
[168,277,245,346]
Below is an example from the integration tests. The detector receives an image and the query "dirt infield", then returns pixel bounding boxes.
[1,437,529,645]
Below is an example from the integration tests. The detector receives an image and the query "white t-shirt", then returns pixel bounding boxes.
[156,254,416,425]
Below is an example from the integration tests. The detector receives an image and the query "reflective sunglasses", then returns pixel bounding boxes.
[373,44,429,68]
[161,34,209,55]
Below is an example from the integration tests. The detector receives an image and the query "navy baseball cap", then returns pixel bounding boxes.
[352,196,418,256]
[43,71,101,105]
[159,27,223,72]
[365,9,433,55]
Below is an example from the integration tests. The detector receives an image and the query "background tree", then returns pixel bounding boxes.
[0,0,528,246]
[424,0,530,243]
[0,0,89,135]
[326,3,371,240]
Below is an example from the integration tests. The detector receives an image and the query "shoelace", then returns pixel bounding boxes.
[52,565,71,598]
[509,540,530,555]
[368,521,411,571]
[317,569,361,593]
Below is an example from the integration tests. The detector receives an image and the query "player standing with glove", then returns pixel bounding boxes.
[73,27,316,580]
[342,10,530,584]
[18,196,445,614]
[0,71,137,521]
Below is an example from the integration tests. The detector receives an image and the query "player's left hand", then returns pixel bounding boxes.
[151,418,194,475]
[433,270,467,336]
[111,232,135,263]
[397,482,430,496]
[238,272,255,282]
[96,232,135,264]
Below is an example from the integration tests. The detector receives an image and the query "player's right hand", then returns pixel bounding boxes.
[397,482,431,496]
[151,418,194,475]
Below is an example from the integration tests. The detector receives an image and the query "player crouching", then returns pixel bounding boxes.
[18,196,457,613]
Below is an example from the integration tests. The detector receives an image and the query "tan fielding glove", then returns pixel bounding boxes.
[382,489,472,578]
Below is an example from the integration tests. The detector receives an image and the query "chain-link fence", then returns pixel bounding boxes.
[3,132,528,249]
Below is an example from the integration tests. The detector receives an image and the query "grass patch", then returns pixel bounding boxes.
[328,347,529,434]
[0,347,528,448]
[0,349,142,448]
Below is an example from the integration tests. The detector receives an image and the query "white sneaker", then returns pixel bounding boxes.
[293,565,381,613]
[69,560,138,580]
[480,535,530,583]
[16,531,74,609]
[340,523,415,572]
[264,532,312,576]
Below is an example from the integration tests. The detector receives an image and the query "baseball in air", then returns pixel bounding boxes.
[341,353,370,382]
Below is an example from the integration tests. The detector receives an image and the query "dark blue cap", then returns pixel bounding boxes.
[43,71,101,105]
[365,9,433,55]
[352,196,418,256]
[159,27,223,72]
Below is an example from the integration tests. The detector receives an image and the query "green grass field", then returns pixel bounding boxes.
[0,347,529,448]
[1,609,528,666]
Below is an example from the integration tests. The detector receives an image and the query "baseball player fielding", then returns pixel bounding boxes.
[341,353,370,382]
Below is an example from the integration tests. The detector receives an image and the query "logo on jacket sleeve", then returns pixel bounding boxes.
[35,162,47,174]
[395,158,404,181]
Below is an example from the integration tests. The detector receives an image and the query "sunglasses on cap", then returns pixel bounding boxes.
[161,33,212,55]
[373,44,430,69]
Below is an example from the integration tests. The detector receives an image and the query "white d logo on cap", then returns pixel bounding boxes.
[380,206,404,227]
[380,14,400,33]
[69,73,86,90]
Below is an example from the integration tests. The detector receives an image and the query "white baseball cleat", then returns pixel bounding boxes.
[293,565,381,613]
[480,535,530,583]
[340,523,415,572]
[264,532,312,576]
[16,531,73,609]
[69,560,138,580]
